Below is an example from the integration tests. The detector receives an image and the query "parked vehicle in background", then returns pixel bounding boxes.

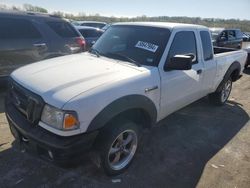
[0,11,85,81]
[210,28,243,49]
[246,32,250,37]
[75,26,104,50]
[5,22,247,175]
[73,21,107,29]
[242,32,250,42]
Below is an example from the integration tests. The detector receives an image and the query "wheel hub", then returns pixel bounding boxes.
[221,79,232,103]
[108,129,138,171]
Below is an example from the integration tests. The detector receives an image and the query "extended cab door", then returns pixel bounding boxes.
[199,30,217,93]
[158,29,206,119]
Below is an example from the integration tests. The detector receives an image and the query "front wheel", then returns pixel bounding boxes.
[98,120,139,176]
[209,78,232,105]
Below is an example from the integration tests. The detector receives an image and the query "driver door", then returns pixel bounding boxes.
[158,29,205,119]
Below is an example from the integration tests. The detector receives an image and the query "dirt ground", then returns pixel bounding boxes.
[0,69,250,188]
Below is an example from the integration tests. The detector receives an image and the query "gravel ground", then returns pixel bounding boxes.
[0,69,250,188]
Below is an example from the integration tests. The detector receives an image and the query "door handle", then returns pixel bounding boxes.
[145,86,158,93]
[197,69,203,75]
[33,43,47,48]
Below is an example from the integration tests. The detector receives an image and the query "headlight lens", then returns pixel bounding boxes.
[41,104,79,130]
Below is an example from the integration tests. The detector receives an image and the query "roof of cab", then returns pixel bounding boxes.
[113,22,208,30]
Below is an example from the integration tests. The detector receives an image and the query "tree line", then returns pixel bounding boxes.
[70,15,250,32]
[1,3,250,32]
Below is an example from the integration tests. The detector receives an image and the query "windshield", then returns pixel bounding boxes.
[91,25,171,66]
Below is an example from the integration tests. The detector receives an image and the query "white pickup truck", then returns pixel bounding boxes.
[5,22,248,175]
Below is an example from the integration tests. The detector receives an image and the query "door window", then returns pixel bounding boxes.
[200,31,213,61]
[219,31,228,41]
[165,31,198,69]
[47,21,79,38]
[0,17,42,39]
[228,30,236,40]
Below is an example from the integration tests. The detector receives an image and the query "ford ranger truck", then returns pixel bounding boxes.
[5,22,248,175]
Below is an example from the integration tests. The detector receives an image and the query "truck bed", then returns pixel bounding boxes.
[214,46,238,54]
[213,47,247,91]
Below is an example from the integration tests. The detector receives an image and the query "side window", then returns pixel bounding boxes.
[228,30,236,40]
[220,31,228,40]
[236,30,243,39]
[200,31,213,61]
[47,21,79,38]
[79,29,91,38]
[0,17,42,39]
[166,31,198,65]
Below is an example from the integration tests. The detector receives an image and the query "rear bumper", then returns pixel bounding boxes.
[5,101,98,165]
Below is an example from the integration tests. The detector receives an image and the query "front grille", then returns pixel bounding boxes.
[8,79,44,125]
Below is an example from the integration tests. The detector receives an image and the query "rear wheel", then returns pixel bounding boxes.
[209,78,232,105]
[98,120,139,176]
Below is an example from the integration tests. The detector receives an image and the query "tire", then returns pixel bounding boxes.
[209,77,232,106]
[97,119,139,176]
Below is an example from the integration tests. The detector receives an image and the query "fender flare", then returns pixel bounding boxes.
[217,61,241,91]
[87,95,157,132]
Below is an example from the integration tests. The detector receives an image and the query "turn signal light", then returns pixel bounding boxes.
[63,114,79,130]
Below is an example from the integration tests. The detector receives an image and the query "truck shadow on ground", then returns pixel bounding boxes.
[0,98,249,188]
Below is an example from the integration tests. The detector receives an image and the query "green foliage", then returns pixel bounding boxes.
[23,4,48,13]
[1,3,250,32]
[68,15,250,32]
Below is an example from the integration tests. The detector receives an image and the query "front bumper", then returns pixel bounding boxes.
[5,101,98,165]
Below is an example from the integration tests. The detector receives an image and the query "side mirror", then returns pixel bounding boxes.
[165,55,193,71]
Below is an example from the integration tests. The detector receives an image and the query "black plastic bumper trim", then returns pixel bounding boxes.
[5,101,98,164]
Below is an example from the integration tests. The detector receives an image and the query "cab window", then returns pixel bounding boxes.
[166,31,198,67]
[228,30,236,40]
[200,31,213,61]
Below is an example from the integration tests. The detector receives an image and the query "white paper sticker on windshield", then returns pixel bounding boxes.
[135,41,159,53]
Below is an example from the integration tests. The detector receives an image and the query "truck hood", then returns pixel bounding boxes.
[11,53,147,108]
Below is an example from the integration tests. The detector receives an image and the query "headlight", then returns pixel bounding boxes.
[41,104,79,130]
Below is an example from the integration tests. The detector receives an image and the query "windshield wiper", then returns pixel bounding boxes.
[105,52,141,67]
[89,48,101,57]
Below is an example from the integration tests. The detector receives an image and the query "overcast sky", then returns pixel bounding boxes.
[1,0,250,20]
